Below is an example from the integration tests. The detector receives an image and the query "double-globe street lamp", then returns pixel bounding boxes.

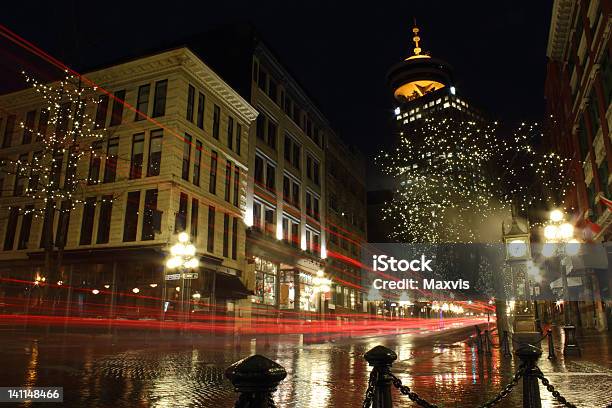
[312,269,331,319]
[541,209,581,355]
[165,232,199,321]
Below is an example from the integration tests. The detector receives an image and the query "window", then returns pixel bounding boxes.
[175,192,188,233]
[304,192,320,220]
[182,134,192,181]
[123,191,140,242]
[36,109,48,141]
[256,115,265,140]
[267,120,277,149]
[207,206,215,252]
[284,135,301,168]
[23,110,36,144]
[224,161,232,202]
[186,84,195,122]
[236,123,242,155]
[292,181,300,208]
[256,113,276,149]
[254,155,264,185]
[233,166,240,207]
[227,116,234,150]
[147,129,163,176]
[193,140,202,186]
[283,176,290,202]
[152,80,167,117]
[3,115,15,148]
[141,189,158,241]
[223,214,230,257]
[94,95,109,129]
[197,92,205,129]
[213,105,220,139]
[17,205,34,250]
[268,78,278,103]
[306,229,320,256]
[282,216,300,248]
[265,162,276,192]
[96,196,113,244]
[135,84,150,121]
[209,150,218,194]
[254,257,277,305]
[264,207,275,236]
[109,90,125,126]
[231,217,238,260]
[257,68,268,91]
[103,137,119,183]
[79,197,96,245]
[129,133,145,179]
[283,176,300,207]
[14,154,28,196]
[88,141,102,184]
[3,207,19,250]
[306,154,320,185]
[190,198,199,239]
[329,193,338,212]
[253,202,261,230]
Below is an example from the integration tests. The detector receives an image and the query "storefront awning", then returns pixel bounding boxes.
[215,272,253,300]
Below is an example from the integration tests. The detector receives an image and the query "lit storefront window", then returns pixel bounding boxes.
[299,272,317,311]
[254,257,277,305]
[279,270,295,309]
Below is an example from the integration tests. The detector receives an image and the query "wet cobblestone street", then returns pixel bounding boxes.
[0,324,610,407]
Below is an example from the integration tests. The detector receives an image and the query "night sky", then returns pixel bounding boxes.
[2,1,551,176]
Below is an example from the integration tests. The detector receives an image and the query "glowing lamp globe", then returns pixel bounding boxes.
[178,232,189,243]
[559,223,574,240]
[544,225,559,241]
[550,209,564,223]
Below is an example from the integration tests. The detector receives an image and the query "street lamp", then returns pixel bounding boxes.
[541,209,581,355]
[313,269,332,319]
[166,232,200,321]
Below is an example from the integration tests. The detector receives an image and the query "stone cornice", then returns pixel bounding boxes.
[547,0,576,61]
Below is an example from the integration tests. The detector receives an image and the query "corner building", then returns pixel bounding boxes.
[0,48,258,318]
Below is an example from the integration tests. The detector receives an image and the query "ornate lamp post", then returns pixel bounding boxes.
[541,209,581,355]
[166,232,199,322]
[312,269,331,320]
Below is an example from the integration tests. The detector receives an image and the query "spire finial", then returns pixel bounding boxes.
[412,19,422,56]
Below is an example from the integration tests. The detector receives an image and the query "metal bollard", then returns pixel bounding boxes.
[226,354,287,408]
[364,345,398,408]
[502,330,512,358]
[546,329,556,360]
[562,325,581,356]
[515,344,543,408]
[484,330,492,356]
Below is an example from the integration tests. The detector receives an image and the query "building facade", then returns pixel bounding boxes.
[544,0,612,330]
[183,24,368,317]
[0,48,258,320]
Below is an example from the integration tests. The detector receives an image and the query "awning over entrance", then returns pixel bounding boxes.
[215,272,253,300]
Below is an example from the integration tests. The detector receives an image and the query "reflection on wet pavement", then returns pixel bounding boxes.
[0,326,610,407]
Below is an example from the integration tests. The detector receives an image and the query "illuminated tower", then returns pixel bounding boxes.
[387,24,483,125]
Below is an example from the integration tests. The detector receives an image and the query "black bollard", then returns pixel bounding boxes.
[546,329,556,360]
[502,330,512,358]
[364,345,398,408]
[226,354,287,408]
[562,325,581,356]
[484,330,492,356]
[515,344,543,408]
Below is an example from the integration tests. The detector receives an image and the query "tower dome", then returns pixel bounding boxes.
[387,24,454,102]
